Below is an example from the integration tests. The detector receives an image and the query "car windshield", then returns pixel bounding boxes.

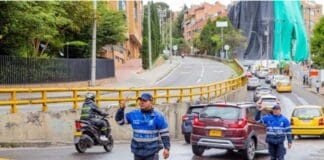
[249,78,258,82]
[188,107,204,114]
[262,98,276,102]
[293,108,322,118]
[200,106,241,120]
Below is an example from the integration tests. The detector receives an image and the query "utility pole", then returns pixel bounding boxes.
[216,21,228,58]
[148,1,152,69]
[90,0,97,86]
[169,10,172,64]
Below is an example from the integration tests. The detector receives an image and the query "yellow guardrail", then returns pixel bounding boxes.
[0,59,246,113]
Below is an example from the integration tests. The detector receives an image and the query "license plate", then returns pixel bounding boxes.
[74,132,82,136]
[209,130,222,137]
[302,120,311,123]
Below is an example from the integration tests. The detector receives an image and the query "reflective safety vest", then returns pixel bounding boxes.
[115,108,170,157]
[259,114,292,144]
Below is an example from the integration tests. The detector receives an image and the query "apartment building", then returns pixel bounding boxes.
[102,0,143,66]
[183,2,227,42]
[301,0,322,38]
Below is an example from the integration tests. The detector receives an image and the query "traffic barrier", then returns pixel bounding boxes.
[0,59,246,113]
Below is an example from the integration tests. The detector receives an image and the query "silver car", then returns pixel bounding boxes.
[270,75,285,88]
[247,77,260,90]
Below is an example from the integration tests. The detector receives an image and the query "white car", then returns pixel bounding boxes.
[258,94,280,110]
[270,75,285,88]
[247,77,260,90]
[256,68,269,79]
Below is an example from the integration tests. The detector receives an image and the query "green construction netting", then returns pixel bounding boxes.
[273,1,309,62]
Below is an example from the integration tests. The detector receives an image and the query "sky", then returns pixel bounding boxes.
[143,0,324,13]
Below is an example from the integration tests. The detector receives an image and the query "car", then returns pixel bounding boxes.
[276,77,292,92]
[265,75,272,84]
[270,75,285,88]
[247,77,260,90]
[253,86,272,102]
[246,71,253,78]
[257,94,279,110]
[291,105,324,139]
[191,102,267,160]
[181,104,206,144]
[256,68,269,79]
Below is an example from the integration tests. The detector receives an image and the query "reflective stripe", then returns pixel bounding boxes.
[133,137,159,142]
[101,127,107,131]
[82,107,91,110]
[159,128,169,133]
[134,129,158,134]
[267,132,286,135]
[81,114,89,117]
[267,127,285,130]
[117,119,124,124]
[160,133,169,137]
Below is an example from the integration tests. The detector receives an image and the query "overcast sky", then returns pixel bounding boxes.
[143,0,324,13]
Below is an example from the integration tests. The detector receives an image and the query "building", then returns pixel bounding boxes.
[301,0,322,38]
[102,0,143,66]
[183,2,227,42]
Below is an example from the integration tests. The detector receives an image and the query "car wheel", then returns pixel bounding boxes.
[192,144,205,156]
[297,135,302,139]
[242,138,256,160]
[184,134,191,144]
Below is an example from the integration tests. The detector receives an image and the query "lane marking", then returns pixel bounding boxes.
[196,63,205,84]
[154,60,182,85]
[292,92,309,105]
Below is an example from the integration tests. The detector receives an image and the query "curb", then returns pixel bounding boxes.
[153,60,182,85]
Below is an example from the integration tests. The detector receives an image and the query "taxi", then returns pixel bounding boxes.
[291,105,324,138]
[276,77,292,92]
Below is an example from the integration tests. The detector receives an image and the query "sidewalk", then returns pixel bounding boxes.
[292,78,324,97]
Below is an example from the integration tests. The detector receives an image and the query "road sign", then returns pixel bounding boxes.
[173,45,178,51]
[216,21,228,27]
[224,45,230,50]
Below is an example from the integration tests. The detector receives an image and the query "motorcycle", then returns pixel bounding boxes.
[74,114,113,153]
[181,54,185,59]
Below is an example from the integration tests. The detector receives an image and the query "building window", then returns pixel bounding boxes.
[118,0,126,11]
[134,1,138,21]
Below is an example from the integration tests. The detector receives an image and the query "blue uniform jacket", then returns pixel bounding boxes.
[256,111,292,144]
[115,108,170,157]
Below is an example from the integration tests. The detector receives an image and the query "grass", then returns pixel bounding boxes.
[225,60,243,76]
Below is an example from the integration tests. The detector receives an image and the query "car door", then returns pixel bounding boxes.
[247,106,267,150]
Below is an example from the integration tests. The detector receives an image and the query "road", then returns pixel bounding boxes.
[0,139,323,160]
[155,57,236,87]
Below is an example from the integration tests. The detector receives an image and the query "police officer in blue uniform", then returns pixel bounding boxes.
[256,104,292,160]
[115,93,170,160]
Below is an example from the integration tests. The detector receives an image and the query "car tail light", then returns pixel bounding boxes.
[319,118,324,126]
[182,115,189,121]
[193,115,205,127]
[290,118,294,125]
[75,120,81,131]
[229,118,247,128]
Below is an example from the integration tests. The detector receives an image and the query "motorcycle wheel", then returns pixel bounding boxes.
[75,140,87,153]
[103,135,114,152]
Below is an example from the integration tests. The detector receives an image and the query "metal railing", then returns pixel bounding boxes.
[0,59,246,113]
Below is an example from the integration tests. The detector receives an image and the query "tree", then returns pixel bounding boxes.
[97,3,127,48]
[310,17,324,68]
[141,2,163,69]
[194,16,246,57]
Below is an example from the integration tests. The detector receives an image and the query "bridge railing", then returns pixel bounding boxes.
[0,59,246,113]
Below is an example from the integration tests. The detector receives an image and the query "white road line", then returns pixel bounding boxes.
[196,63,205,84]
[292,92,309,105]
[154,60,182,85]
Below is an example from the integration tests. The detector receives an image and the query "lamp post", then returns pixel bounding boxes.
[90,0,97,87]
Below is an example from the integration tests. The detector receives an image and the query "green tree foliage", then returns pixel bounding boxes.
[97,3,127,47]
[310,17,324,68]
[0,1,127,58]
[141,2,162,69]
[195,16,246,57]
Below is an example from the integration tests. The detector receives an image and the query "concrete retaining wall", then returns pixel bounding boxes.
[0,85,247,144]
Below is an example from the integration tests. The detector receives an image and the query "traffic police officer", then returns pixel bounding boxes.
[256,104,292,160]
[115,93,170,160]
